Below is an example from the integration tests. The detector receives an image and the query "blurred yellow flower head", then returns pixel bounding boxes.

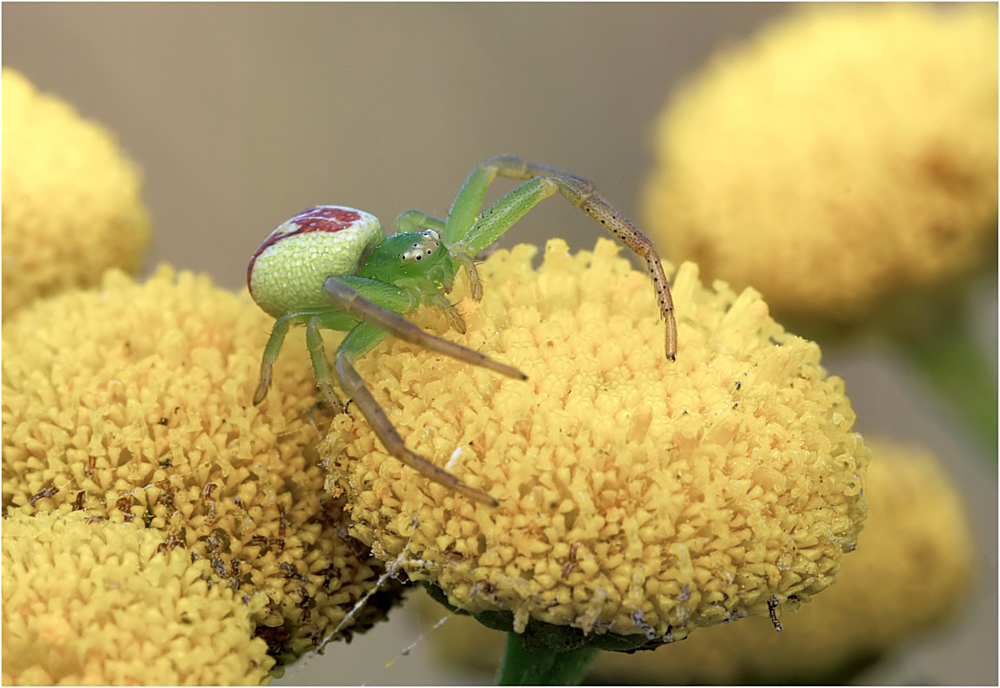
[3,508,274,685]
[644,4,998,322]
[2,267,404,664]
[2,68,151,318]
[326,238,869,647]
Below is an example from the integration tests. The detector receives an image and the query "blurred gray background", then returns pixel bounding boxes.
[4,3,995,685]
[3,3,788,287]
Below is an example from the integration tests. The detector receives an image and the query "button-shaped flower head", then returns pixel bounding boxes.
[2,68,151,318]
[2,267,404,665]
[3,509,274,685]
[412,437,976,683]
[589,436,977,682]
[324,238,870,649]
[643,4,998,323]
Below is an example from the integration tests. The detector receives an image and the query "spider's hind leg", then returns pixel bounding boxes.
[254,315,293,405]
[305,317,346,414]
[254,310,332,405]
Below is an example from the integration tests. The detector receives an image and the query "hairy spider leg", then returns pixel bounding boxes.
[305,317,342,412]
[333,324,499,507]
[254,312,293,405]
[446,156,678,360]
[259,274,525,398]
[323,276,525,507]
[253,308,355,406]
[324,276,525,380]
[454,175,561,256]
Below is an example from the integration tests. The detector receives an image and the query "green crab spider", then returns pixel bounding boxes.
[248,156,677,506]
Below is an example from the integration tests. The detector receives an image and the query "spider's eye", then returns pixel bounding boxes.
[402,230,442,263]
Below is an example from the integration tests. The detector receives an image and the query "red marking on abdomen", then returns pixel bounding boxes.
[293,206,363,231]
[247,206,364,288]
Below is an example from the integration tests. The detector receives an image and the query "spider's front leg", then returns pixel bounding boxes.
[333,324,498,507]
[447,156,678,360]
[324,276,525,379]
[322,276,527,506]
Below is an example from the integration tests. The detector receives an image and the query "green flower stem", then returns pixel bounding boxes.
[838,276,999,458]
[896,321,997,456]
[496,632,600,686]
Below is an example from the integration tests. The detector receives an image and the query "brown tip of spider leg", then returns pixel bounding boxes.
[252,365,274,405]
[768,595,783,632]
[434,469,499,507]
[664,335,678,361]
[487,359,528,381]
[434,460,498,506]
[468,489,500,507]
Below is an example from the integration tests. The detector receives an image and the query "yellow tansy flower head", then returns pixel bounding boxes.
[324,238,869,649]
[2,267,404,664]
[2,67,152,318]
[412,437,976,682]
[567,436,976,682]
[643,4,998,323]
[3,508,274,686]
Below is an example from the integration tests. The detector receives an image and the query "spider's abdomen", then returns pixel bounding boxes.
[248,206,383,317]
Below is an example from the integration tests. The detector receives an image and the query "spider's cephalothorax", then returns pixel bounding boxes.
[248,156,678,506]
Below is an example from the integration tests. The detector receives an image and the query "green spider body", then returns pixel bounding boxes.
[248,156,677,506]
